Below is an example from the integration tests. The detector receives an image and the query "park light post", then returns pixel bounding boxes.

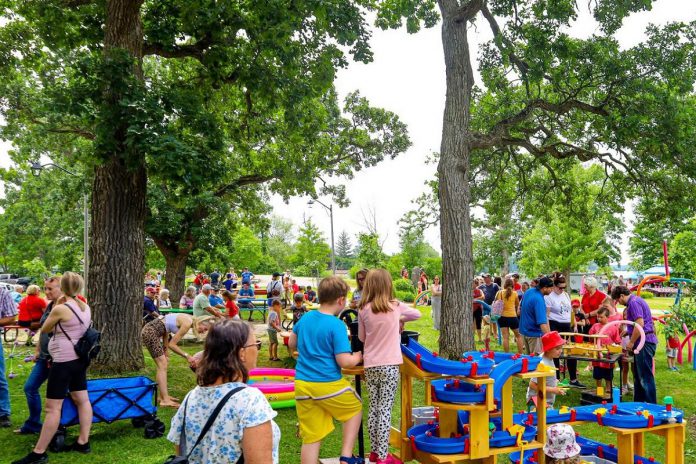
[30,161,90,297]
[308,198,336,275]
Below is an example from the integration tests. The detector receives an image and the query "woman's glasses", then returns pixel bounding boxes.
[244,340,262,350]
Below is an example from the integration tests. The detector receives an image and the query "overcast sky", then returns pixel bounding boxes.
[2,1,695,264]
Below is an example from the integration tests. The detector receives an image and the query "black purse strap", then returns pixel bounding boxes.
[56,302,86,344]
[180,386,245,458]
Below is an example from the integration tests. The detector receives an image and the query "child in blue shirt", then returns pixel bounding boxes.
[289,276,363,464]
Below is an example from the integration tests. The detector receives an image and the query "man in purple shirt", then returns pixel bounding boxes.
[611,286,657,403]
[0,286,18,426]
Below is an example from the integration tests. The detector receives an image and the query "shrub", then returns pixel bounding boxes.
[635,291,654,299]
[395,290,415,303]
[394,278,417,294]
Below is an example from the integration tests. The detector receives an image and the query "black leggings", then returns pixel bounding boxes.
[549,320,577,381]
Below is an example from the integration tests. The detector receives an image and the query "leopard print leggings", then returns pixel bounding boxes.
[364,365,400,460]
[141,318,167,358]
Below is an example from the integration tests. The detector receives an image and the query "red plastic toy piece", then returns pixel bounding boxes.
[416,353,422,370]
[597,446,604,458]
[469,362,478,377]
[570,410,577,422]
[647,414,654,428]
[409,435,417,453]
[432,351,439,357]
[521,357,529,373]
[464,438,470,454]
[596,413,603,426]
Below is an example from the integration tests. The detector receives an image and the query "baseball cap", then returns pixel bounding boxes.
[537,276,554,289]
[571,298,581,308]
[202,284,213,291]
[272,272,282,277]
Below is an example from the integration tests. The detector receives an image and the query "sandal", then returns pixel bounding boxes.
[340,456,365,464]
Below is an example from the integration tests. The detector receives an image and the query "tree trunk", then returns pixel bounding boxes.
[156,242,189,306]
[90,0,146,373]
[437,3,477,358]
[501,244,510,277]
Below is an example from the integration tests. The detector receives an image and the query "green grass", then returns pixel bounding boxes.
[2,302,694,463]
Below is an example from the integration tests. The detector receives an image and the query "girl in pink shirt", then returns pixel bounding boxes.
[358,269,421,464]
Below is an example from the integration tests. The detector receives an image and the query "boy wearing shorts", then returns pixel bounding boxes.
[289,276,363,464]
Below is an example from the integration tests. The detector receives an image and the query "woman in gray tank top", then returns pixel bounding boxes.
[141,313,212,407]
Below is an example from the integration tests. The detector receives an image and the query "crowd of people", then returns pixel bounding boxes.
[0,265,669,463]
[467,271,657,404]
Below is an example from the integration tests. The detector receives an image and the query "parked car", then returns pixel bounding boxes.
[0,282,14,292]
[0,274,33,290]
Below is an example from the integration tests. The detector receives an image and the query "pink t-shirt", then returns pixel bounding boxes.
[589,321,621,369]
[358,301,421,368]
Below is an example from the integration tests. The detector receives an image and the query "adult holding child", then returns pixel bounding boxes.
[13,272,92,464]
[289,276,363,464]
[167,320,279,463]
[358,269,421,464]
[141,313,212,408]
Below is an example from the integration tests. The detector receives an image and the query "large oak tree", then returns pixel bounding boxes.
[379,1,696,356]
[0,1,408,372]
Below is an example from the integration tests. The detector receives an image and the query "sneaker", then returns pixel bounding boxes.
[558,378,570,387]
[569,380,587,389]
[69,441,91,454]
[368,452,378,463]
[0,415,11,427]
[11,452,48,464]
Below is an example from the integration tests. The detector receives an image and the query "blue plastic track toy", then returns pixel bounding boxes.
[52,376,163,451]
[513,402,683,429]
[401,338,495,376]
[575,436,661,464]
[431,378,486,404]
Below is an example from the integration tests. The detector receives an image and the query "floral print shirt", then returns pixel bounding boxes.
[167,382,280,463]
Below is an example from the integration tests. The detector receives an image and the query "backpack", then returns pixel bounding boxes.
[490,292,504,322]
[58,302,101,365]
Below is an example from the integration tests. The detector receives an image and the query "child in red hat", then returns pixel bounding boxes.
[527,331,567,408]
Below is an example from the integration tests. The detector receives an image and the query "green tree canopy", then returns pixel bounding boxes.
[291,220,331,277]
[0,0,410,371]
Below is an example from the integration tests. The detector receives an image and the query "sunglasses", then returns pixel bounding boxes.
[244,340,262,350]
[557,286,566,289]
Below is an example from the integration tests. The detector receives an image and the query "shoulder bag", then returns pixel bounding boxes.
[164,386,246,464]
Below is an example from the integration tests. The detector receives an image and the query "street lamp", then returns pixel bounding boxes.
[308,198,336,275]
[30,161,90,297]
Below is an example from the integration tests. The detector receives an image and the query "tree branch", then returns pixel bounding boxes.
[27,117,95,141]
[480,4,530,84]
[63,0,94,7]
[471,97,608,150]
[451,0,485,23]
[213,174,273,198]
[143,34,213,60]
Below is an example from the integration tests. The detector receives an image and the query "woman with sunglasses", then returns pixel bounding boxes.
[545,274,585,389]
[168,320,279,463]
[350,269,368,309]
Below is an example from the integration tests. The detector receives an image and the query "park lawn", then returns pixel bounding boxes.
[2,301,695,463]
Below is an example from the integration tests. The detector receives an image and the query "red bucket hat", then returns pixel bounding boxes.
[541,331,566,353]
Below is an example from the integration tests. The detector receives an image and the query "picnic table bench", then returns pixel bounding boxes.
[160,301,268,322]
